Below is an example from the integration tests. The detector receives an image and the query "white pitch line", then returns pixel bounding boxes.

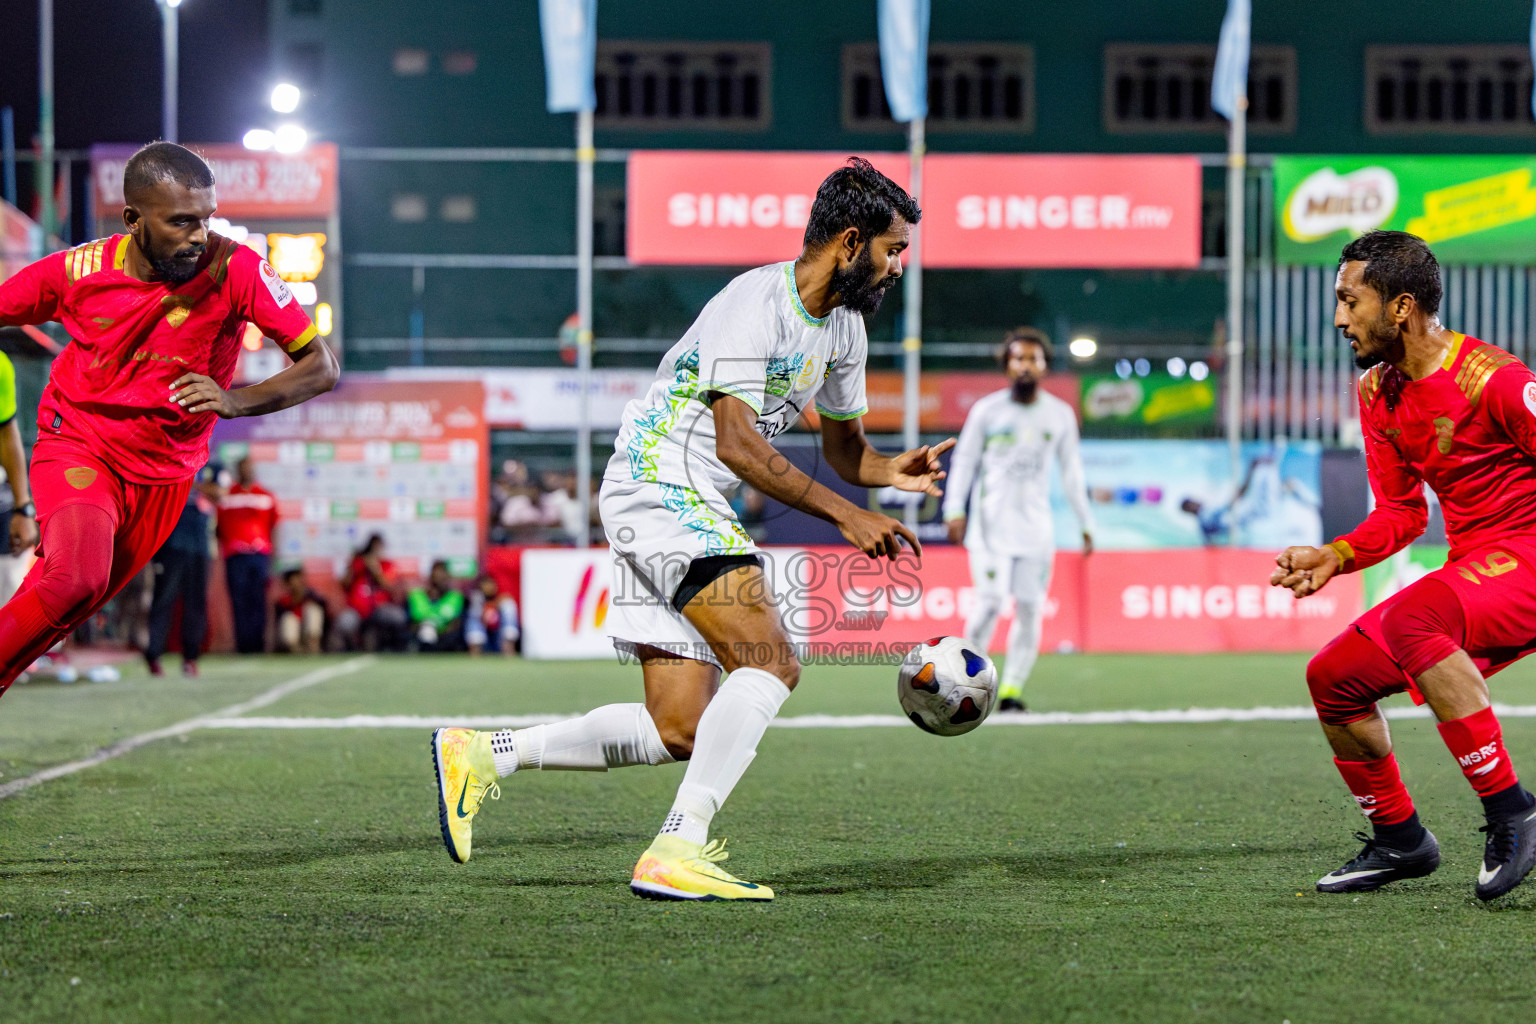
[197,702,1536,731]
[0,656,375,801]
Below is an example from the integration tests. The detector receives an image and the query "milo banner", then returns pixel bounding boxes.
[1080,371,1216,426]
[1275,156,1536,264]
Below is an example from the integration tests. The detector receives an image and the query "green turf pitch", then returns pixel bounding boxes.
[6,653,1536,1022]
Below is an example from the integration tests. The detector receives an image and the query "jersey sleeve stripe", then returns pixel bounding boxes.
[696,382,764,414]
[283,324,319,353]
[814,404,868,421]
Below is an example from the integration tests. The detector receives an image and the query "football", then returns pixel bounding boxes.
[897,636,999,736]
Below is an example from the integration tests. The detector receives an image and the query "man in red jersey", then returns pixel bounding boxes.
[1272,230,1536,901]
[0,142,339,692]
[218,456,279,653]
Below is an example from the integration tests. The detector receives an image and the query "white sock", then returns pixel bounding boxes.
[965,595,1003,652]
[657,666,792,846]
[489,703,675,778]
[1001,599,1044,691]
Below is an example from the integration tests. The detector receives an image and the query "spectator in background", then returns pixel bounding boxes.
[338,533,407,651]
[217,456,278,653]
[408,560,465,652]
[145,461,227,676]
[273,567,327,654]
[0,350,39,605]
[465,574,519,656]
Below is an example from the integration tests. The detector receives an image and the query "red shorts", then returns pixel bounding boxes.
[1318,540,1536,722]
[27,436,192,615]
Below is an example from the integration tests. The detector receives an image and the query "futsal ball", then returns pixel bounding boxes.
[897,636,998,736]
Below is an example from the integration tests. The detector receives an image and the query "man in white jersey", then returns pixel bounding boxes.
[430,159,954,901]
[943,328,1093,713]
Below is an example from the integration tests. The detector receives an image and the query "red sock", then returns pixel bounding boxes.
[0,589,66,695]
[1437,706,1521,797]
[1334,754,1417,825]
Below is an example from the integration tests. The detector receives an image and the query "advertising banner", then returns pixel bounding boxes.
[1080,371,1217,425]
[1050,440,1323,550]
[92,143,339,219]
[520,544,1360,659]
[921,154,1203,269]
[1275,155,1536,264]
[626,151,911,266]
[213,379,487,577]
[627,151,1201,269]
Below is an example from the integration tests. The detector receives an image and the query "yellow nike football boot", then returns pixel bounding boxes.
[630,836,774,901]
[431,728,499,864]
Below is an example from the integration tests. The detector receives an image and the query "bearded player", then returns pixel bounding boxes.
[0,142,339,690]
[1272,230,1536,900]
[943,327,1093,712]
[433,158,953,901]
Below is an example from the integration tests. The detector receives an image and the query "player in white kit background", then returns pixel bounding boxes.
[431,158,955,901]
[943,328,1094,713]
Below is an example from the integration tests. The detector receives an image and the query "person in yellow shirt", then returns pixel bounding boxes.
[0,351,39,602]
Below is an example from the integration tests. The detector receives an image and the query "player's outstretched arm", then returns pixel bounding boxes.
[171,338,340,418]
[1269,544,1342,598]
[711,395,919,560]
[818,414,955,495]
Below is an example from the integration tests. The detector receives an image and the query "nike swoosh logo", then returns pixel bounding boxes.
[1328,868,1391,882]
[1480,863,1503,886]
[456,778,473,819]
[1472,757,1502,777]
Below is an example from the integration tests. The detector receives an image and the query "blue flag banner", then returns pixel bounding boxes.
[539,0,597,113]
[878,0,930,123]
[1211,0,1251,121]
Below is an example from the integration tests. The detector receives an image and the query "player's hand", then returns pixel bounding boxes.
[171,374,243,417]
[9,511,38,554]
[839,507,921,561]
[1082,531,1095,557]
[945,516,966,545]
[889,438,957,497]
[1270,545,1341,598]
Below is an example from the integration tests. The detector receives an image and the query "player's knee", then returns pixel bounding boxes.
[1306,644,1360,724]
[33,506,115,624]
[656,720,697,761]
[717,639,800,690]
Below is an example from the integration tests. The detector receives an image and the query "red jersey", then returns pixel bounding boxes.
[217,482,279,556]
[1333,333,1536,572]
[0,234,317,484]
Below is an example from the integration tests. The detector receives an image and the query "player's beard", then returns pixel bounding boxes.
[830,244,895,315]
[1351,311,1406,370]
[139,226,205,285]
[1010,375,1039,403]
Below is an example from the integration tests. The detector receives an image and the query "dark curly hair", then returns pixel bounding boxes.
[1338,230,1441,317]
[802,157,921,250]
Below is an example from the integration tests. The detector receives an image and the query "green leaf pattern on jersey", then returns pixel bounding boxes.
[656,482,752,555]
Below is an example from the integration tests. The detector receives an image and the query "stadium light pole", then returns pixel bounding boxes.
[574,107,594,547]
[37,0,55,241]
[156,0,181,144]
[901,115,924,532]
[1224,95,1246,494]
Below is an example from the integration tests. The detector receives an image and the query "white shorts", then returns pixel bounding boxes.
[599,477,760,667]
[968,547,1053,605]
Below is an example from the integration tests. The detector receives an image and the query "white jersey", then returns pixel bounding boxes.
[606,261,869,497]
[941,388,1093,556]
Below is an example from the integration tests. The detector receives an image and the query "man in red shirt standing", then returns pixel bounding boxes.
[218,456,279,653]
[1273,230,1536,901]
[0,142,339,692]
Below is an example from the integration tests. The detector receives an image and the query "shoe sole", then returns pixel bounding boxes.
[429,730,468,865]
[630,880,772,902]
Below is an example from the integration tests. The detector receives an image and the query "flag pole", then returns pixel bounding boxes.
[901,114,925,531]
[1225,96,1246,498]
[575,107,594,547]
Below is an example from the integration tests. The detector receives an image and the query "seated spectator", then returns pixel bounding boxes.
[336,534,408,651]
[407,560,465,652]
[273,568,327,654]
[465,574,520,656]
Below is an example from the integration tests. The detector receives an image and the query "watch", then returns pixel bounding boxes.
[14,502,35,519]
